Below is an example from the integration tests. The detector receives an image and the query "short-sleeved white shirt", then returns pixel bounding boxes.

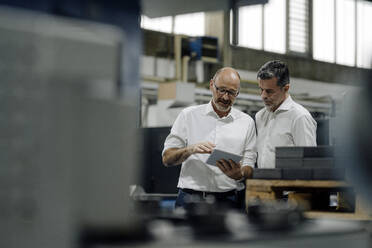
[162,102,257,192]
[255,95,317,169]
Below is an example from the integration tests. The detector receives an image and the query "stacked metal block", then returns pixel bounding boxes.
[253,146,344,180]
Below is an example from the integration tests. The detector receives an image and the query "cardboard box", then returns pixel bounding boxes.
[157,82,195,107]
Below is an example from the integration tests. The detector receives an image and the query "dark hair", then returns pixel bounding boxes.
[257,60,289,87]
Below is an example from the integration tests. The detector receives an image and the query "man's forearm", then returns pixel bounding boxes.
[162,147,193,166]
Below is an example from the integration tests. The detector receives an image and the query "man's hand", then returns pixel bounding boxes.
[216,159,243,180]
[162,142,215,167]
[189,142,216,154]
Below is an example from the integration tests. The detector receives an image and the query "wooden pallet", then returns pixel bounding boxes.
[245,179,372,220]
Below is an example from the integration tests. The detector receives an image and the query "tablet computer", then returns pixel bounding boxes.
[206,149,243,166]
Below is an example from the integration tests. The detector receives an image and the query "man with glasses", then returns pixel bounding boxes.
[162,67,257,210]
[256,60,317,169]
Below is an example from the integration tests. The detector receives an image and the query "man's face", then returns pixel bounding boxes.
[259,77,289,112]
[210,71,240,113]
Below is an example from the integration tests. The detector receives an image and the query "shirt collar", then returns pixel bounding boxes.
[205,101,236,120]
[274,94,293,113]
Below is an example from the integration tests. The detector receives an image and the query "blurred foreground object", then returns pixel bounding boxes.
[247,200,305,231]
[0,6,141,248]
[334,68,372,217]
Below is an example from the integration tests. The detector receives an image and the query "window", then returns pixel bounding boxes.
[174,12,205,36]
[239,5,263,49]
[313,0,335,62]
[357,1,372,68]
[313,0,372,68]
[288,0,309,53]
[237,0,291,54]
[141,15,172,33]
[141,12,205,37]
[336,0,356,66]
[236,0,372,68]
[265,0,286,53]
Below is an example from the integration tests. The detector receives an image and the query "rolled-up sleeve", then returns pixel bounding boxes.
[241,119,257,167]
[293,114,317,146]
[162,110,187,156]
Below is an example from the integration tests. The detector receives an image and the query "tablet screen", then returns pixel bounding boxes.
[206,149,243,166]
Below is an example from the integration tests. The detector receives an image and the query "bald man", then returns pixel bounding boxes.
[162,67,257,209]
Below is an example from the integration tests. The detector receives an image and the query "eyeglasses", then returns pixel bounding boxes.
[213,82,239,97]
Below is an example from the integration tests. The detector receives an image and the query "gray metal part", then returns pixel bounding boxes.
[282,168,312,180]
[252,169,283,179]
[276,147,305,158]
[276,146,334,159]
[303,158,335,168]
[312,168,345,180]
[276,158,303,168]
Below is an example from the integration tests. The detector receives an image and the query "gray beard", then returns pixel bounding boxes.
[213,98,231,112]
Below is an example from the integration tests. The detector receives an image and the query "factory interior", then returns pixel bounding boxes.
[2,0,372,247]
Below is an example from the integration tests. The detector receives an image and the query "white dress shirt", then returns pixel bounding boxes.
[255,95,317,169]
[163,102,257,192]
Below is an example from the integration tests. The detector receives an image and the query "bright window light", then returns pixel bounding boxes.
[230,9,233,44]
[336,0,355,66]
[141,15,172,33]
[174,12,205,36]
[288,0,308,53]
[239,5,263,49]
[313,0,335,63]
[357,1,372,68]
[264,0,286,53]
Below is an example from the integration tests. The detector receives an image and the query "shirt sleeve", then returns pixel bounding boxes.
[162,110,188,156]
[241,119,257,167]
[292,114,317,146]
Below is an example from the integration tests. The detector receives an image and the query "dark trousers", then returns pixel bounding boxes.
[175,188,245,210]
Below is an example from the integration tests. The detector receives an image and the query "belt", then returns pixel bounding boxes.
[181,188,237,199]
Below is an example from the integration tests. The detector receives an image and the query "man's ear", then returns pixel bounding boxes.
[284,84,290,93]
[209,80,214,90]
